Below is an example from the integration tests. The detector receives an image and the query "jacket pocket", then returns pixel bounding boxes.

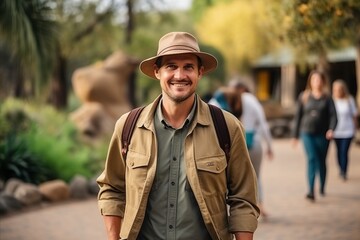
[196,154,227,173]
[126,150,150,169]
[195,154,227,196]
[126,150,150,190]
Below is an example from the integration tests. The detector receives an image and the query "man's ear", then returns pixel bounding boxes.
[154,65,160,80]
[198,66,204,78]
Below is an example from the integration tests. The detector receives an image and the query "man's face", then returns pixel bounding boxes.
[154,54,204,104]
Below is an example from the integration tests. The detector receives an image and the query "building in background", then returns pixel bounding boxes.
[252,47,358,138]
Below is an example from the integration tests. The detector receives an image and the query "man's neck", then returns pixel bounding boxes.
[161,95,195,129]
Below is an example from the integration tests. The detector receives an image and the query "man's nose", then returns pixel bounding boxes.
[174,68,185,79]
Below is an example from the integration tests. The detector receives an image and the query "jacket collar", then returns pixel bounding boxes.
[136,94,212,129]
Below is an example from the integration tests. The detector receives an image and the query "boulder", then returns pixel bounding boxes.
[70,50,138,142]
[69,175,89,199]
[13,183,42,205]
[3,178,23,195]
[0,194,23,215]
[38,180,69,202]
[88,176,100,195]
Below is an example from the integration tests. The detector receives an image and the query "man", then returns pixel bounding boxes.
[97,32,259,240]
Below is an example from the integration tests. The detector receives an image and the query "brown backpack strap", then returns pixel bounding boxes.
[208,104,231,162]
[121,104,230,162]
[121,106,145,159]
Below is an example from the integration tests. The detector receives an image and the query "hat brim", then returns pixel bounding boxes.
[139,51,218,79]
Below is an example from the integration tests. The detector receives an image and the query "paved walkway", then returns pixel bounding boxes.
[0,139,359,240]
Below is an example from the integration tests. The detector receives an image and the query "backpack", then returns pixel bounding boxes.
[121,104,231,162]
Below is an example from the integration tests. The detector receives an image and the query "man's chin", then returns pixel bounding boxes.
[169,93,194,103]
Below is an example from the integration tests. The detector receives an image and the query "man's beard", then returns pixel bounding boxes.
[165,90,195,103]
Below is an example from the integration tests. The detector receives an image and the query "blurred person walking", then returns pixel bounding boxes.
[332,79,358,181]
[229,79,274,218]
[292,70,337,201]
[208,86,243,118]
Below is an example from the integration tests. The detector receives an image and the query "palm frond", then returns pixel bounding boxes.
[0,0,58,94]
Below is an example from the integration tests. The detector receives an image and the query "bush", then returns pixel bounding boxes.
[0,98,107,183]
[0,133,51,184]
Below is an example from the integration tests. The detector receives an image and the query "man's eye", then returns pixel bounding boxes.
[185,65,194,70]
[166,64,177,69]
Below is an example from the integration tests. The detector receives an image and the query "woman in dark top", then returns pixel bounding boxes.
[293,70,337,201]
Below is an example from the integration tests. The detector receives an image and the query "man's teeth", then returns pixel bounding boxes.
[172,83,188,86]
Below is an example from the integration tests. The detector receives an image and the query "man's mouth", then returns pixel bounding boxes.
[170,81,190,87]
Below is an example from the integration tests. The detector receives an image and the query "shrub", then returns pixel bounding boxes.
[0,98,106,183]
[23,124,94,182]
[0,133,51,184]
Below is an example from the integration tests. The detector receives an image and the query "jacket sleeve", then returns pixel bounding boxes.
[292,93,304,138]
[97,115,128,217]
[225,113,260,233]
[328,97,338,131]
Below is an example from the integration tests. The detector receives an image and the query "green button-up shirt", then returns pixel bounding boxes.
[139,97,211,240]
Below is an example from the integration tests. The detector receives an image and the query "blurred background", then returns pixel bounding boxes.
[0,0,359,239]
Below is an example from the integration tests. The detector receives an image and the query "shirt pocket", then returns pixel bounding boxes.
[195,154,227,195]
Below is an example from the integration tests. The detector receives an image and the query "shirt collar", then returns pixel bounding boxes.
[156,96,197,130]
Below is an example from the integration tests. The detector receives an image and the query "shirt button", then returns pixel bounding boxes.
[169,225,173,229]
[170,203,174,207]
[173,157,177,161]
[171,182,175,186]
[130,162,134,166]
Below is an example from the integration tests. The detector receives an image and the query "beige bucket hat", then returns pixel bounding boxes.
[139,32,218,79]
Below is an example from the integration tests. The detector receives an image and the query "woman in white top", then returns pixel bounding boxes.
[332,79,358,181]
[229,80,273,218]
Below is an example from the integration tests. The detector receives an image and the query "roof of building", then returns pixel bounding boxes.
[255,47,357,67]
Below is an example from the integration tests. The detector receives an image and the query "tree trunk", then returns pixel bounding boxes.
[13,61,25,98]
[49,48,67,109]
[125,0,134,45]
[125,0,136,107]
[356,42,360,109]
[316,51,331,90]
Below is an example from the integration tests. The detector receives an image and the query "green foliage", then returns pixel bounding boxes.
[0,0,58,95]
[0,133,51,184]
[23,124,93,182]
[0,98,106,183]
[283,0,360,54]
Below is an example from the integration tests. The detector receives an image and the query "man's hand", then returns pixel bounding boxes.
[103,215,122,240]
[234,231,254,240]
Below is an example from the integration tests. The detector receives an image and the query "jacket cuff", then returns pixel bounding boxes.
[228,214,258,233]
[98,199,124,217]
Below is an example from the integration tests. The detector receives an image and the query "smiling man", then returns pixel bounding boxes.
[97,32,259,240]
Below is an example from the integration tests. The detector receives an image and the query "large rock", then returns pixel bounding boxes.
[0,179,4,191]
[70,50,139,142]
[3,178,23,195]
[69,175,89,199]
[0,194,23,215]
[88,176,100,196]
[13,183,42,205]
[38,180,70,202]
[69,102,118,139]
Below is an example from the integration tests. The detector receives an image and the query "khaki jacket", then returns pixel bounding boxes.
[97,95,259,240]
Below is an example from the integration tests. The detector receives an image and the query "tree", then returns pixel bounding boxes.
[282,0,360,79]
[0,0,58,98]
[195,0,277,76]
[48,0,116,109]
